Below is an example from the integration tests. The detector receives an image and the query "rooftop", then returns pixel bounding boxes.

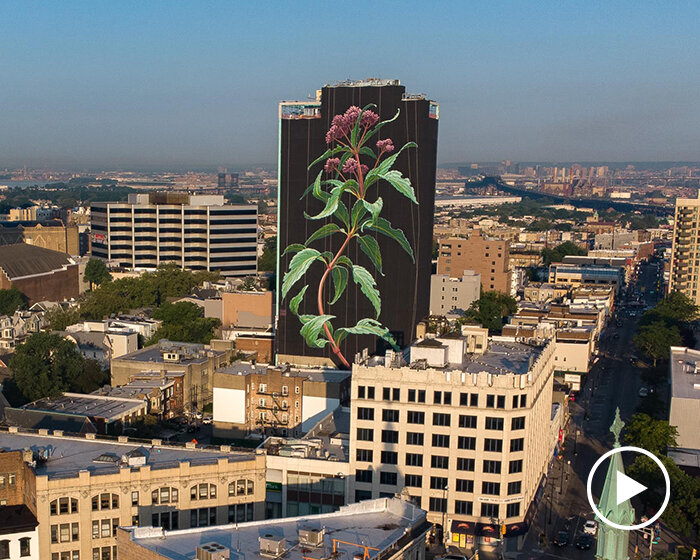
[22,392,145,421]
[117,340,223,364]
[0,505,38,535]
[217,362,351,384]
[0,430,253,479]
[670,346,700,400]
[0,244,74,280]
[122,498,427,560]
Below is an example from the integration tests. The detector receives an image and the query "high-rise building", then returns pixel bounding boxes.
[276,79,439,364]
[217,172,239,190]
[669,192,700,302]
[91,193,257,277]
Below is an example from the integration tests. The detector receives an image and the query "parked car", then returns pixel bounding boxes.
[553,531,569,547]
[576,534,593,550]
[202,416,213,425]
[638,387,649,398]
[583,520,598,535]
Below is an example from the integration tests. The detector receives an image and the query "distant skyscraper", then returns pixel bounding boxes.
[217,172,239,190]
[276,79,439,364]
[669,191,700,303]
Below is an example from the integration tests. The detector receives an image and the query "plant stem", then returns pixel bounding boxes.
[317,231,354,369]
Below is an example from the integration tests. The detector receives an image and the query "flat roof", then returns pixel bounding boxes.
[670,346,700,400]
[462,341,542,375]
[217,363,350,384]
[0,431,253,479]
[124,498,426,560]
[117,341,223,365]
[22,393,144,421]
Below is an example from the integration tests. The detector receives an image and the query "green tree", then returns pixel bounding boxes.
[44,306,81,330]
[83,258,112,289]
[258,236,276,272]
[461,291,518,334]
[71,358,109,393]
[634,320,682,366]
[0,287,28,315]
[623,414,678,454]
[541,241,588,266]
[149,301,220,344]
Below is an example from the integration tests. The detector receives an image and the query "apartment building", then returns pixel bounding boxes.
[430,272,481,315]
[91,192,257,277]
[437,232,513,294]
[548,262,624,293]
[0,429,265,560]
[349,334,555,552]
[669,192,700,303]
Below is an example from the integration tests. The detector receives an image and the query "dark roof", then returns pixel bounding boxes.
[0,505,38,535]
[415,338,445,348]
[3,408,97,434]
[0,220,65,229]
[0,244,72,280]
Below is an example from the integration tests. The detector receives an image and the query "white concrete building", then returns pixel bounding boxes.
[430,271,481,315]
[0,505,39,560]
[668,346,700,469]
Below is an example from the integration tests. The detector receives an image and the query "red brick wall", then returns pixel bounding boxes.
[9,264,80,304]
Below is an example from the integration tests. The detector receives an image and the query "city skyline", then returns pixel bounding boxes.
[2,1,700,168]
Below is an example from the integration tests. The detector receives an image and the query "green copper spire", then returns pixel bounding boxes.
[596,408,635,560]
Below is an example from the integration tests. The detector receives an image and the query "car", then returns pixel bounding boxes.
[575,534,593,550]
[583,520,598,535]
[638,387,649,398]
[202,416,213,425]
[553,531,569,547]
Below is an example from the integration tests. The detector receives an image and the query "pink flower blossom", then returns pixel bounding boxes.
[376,138,395,152]
[360,110,379,128]
[342,158,359,175]
[360,164,369,175]
[324,158,340,173]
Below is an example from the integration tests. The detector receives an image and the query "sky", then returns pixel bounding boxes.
[1,1,700,170]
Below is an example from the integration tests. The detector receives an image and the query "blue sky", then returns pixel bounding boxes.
[1,1,699,169]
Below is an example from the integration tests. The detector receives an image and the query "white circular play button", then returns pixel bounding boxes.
[586,445,671,531]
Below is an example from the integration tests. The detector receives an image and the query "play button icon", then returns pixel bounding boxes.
[616,470,647,505]
[587,445,671,531]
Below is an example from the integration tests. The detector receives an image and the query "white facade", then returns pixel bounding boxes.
[668,347,700,468]
[430,272,481,315]
[212,387,246,424]
[0,526,39,560]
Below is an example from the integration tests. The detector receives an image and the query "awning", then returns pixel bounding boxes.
[450,520,477,535]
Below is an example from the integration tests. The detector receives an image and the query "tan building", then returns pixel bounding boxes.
[0,221,79,255]
[212,363,350,439]
[349,335,555,551]
[437,232,512,294]
[221,290,274,362]
[0,429,265,560]
[110,339,233,413]
[669,192,700,303]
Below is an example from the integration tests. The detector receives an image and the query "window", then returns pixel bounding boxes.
[432,434,450,448]
[482,481,500,495]
[430,476,448,490]
[497,395,506,409]
[429,497,447,512]
[459,414,477,428]
[72,523,79,541]
[486,394,495,408]
[509,460,523,474]
[484,439,503,452]
[443,392,452,405]
[101,519,111,538]
[483,460,502,474]
[456,479,474,493]
[92,521,99,540]
[19,537,30,558]
[382,387,390,400]
[408,389,416,402]
[507,502,521,518]
[357,407,374,421]
[382,430,399,443]
[433,391,442,404]
[457,458,475,471]
[356,428,374,441]
[380,471,397,485]
[0,540,8,560]
[508,481,522,495]
[407,411,424,424]
[51,497,78,515]
[392,388,400,401]
[457,436,476,450]
[358,386,365,399]
[405,474,422,487]
[433,413,450,426]
[485,417,504,430]
[510,438,524,452]
[92,494,118,511]
[512,394,519,409]
[131,491,139,506]
[512,416,525,430]
[381,451,398,464]
[459,392,469,406]
[190,483,217,500]
[356,449,373,462]
[229,479,253,496]
[382,409,399,422]
[520,395,527,407]
[430,455,449,469]
[455,500,473,515]
[481,503,499,518]
[382,387,400,401]
[406,432,424,445]
[418,390,426,403]
[355,469,372,483]
[405,453,423,467]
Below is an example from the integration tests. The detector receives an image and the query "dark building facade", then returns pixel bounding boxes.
[276,79,439,364]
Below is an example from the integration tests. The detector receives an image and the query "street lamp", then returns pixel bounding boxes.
[442,484,449,548]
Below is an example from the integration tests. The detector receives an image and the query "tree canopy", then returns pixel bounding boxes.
[258,236,276,273]
[541,241,588,267]
[149,301,220,344]
[83,258,112,288]
[44,306,81,331]
[0,287,28,315]
[634,320,682,366]
[623,414,678,455]
[461,291,517,334]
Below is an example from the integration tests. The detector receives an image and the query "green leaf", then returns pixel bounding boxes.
[336,318,398,350]
[300,170,326,201]
[359,146,377,159]
[357,235,383,274]
[362,197,383,225]
[350,104,377,146]
[289,285,308,315]
[305,223,342,245]
[282,248,321,298]
[300,314,335,349]
[364,217,414,262]
[330,266,348,305]
[352,264,381,318]
[335,200,350,229]
[308,145,346,170]
[304,182,352,221]
[359,108,400,148]
[319,251,334,263]
[351,199,368,229]
[282,244,306,257]
[364,141,417,189]
[336,255,354,269]
[379,169,417,204]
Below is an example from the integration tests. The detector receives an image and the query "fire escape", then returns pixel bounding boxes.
[255,388,290,435]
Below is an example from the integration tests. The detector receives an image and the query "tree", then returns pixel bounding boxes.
[0,287,28,315]
[149,301,220,344]
[623,414,678,455]
[633,321,682,366]
[258,236,276,272]
[83,258,112,289]
[541,241,587,267]
[461,291,518,334]
[44,306,81,330]
[72,358,109,393]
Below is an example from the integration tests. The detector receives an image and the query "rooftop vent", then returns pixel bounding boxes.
[259,534,285,557]
[298,527,325,547]
[196,542,230,560]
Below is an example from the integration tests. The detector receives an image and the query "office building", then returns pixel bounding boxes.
[668,346,700,469]
[349,332,555,552]
[91,193,257,277]
[117,498,429,560]
[277,79,439,363]
[669,192,700,303]
[0,429,265,560]
[437,232,513,294]
[548,262,624,293]
[430,271,481,315]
